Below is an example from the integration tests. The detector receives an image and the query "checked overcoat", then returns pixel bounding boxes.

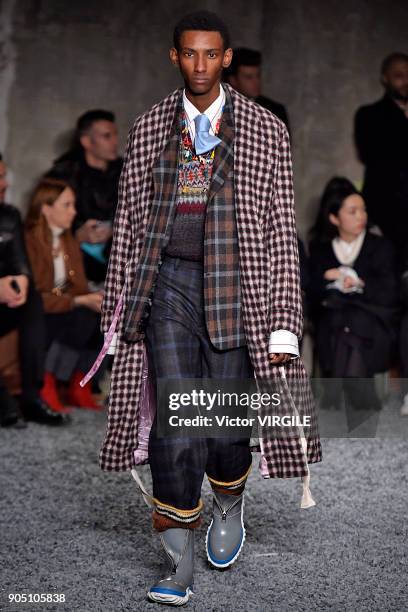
[100,83,322,480]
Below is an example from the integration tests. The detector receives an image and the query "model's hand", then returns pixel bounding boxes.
[268,353,292,364]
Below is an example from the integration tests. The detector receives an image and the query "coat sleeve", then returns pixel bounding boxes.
[268,124,303,340]
[360,238,398,307]
[100,123,137,333]
[308,240,332,305]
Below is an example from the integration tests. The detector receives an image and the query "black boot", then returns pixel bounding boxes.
[0,387,27,428]
[20,397,68,425]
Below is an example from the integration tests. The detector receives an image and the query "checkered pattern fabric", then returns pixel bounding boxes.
[99,84,322,475]
[121,87,246,349]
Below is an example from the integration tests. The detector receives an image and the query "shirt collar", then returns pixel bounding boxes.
[182,85,225,126]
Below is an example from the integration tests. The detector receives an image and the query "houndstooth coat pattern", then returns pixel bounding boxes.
[100,83,322,477]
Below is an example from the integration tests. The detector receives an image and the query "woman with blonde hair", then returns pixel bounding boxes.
[25,177,103,411]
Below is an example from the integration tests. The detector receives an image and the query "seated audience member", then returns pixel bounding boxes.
[224,47,290,132]
[24,178,104,411]
[309,177,399,413]
[354,52,408,262]
[46,110,123,286]
[0,154,64,426]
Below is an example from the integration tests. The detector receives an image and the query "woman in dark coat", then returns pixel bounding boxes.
[309,177,399,413]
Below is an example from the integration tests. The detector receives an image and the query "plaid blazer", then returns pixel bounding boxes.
[122,86,246,349]
[100,84,322,477]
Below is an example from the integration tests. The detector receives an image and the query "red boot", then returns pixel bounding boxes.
[40,372,72,414]
[67,371,102,411]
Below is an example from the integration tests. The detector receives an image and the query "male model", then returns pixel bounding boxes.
[100,11,321,606]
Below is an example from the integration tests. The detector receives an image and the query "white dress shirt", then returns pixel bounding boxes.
[183,86,225,143]
[50,225,66,288]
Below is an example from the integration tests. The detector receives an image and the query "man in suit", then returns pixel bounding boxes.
[101,11,320,606]
[354,52,408,262]
[224,47,290,132]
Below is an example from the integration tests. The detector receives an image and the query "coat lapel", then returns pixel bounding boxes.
[208,85,234,200]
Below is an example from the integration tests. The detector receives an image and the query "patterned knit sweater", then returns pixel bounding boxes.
[165,113,220,261]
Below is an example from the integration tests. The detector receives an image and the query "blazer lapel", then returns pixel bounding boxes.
[207,85,234,200]
[152,91,183,202]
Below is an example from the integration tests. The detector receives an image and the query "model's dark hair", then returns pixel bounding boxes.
[0,152,2,161]
[381,52,408,75]
[77,109,115,136]
[226,47,262,77]
[309,177,360,242]
[173,11,231,51]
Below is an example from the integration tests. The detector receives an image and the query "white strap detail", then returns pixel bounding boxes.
[130,468,155,508]
[278,366,316,509]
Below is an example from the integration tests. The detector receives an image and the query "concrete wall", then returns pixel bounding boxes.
[1,0,407,237]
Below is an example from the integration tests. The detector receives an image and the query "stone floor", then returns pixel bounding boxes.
[0,405,407,612]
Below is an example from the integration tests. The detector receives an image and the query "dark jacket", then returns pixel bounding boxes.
[309,232,399,374]
[354,95,408,251]
[47,149,123,232]
[0,204,31,278]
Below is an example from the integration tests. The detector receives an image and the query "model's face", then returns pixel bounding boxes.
[42,187,77,230]
[170,30,232,96]
[329,194,367,239]
[0,161,8,203]
[80,120,119,162]
[229,65,261,99]
[382,60,408,102]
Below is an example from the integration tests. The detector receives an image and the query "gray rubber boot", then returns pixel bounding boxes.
[206,491,245,569]
[147,528,194,606]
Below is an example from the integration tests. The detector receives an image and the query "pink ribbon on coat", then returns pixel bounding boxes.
[79,286,125,388]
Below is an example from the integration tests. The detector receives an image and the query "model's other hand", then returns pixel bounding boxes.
[74,291,103,313]
[0,274,28,308]
[268,353,292,364]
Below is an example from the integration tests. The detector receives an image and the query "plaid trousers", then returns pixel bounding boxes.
[145,256,253,526]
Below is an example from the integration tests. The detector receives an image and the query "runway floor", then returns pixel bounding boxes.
[0,406,407,612]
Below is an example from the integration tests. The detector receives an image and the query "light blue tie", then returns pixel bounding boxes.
[194,114,221,155]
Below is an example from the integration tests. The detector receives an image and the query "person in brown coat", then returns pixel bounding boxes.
[25,178,103,411]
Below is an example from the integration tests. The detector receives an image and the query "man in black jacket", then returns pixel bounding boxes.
[224,47,290,133]
[354,52,408,261]
[0,154,64,426]
[47,110,123,286]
